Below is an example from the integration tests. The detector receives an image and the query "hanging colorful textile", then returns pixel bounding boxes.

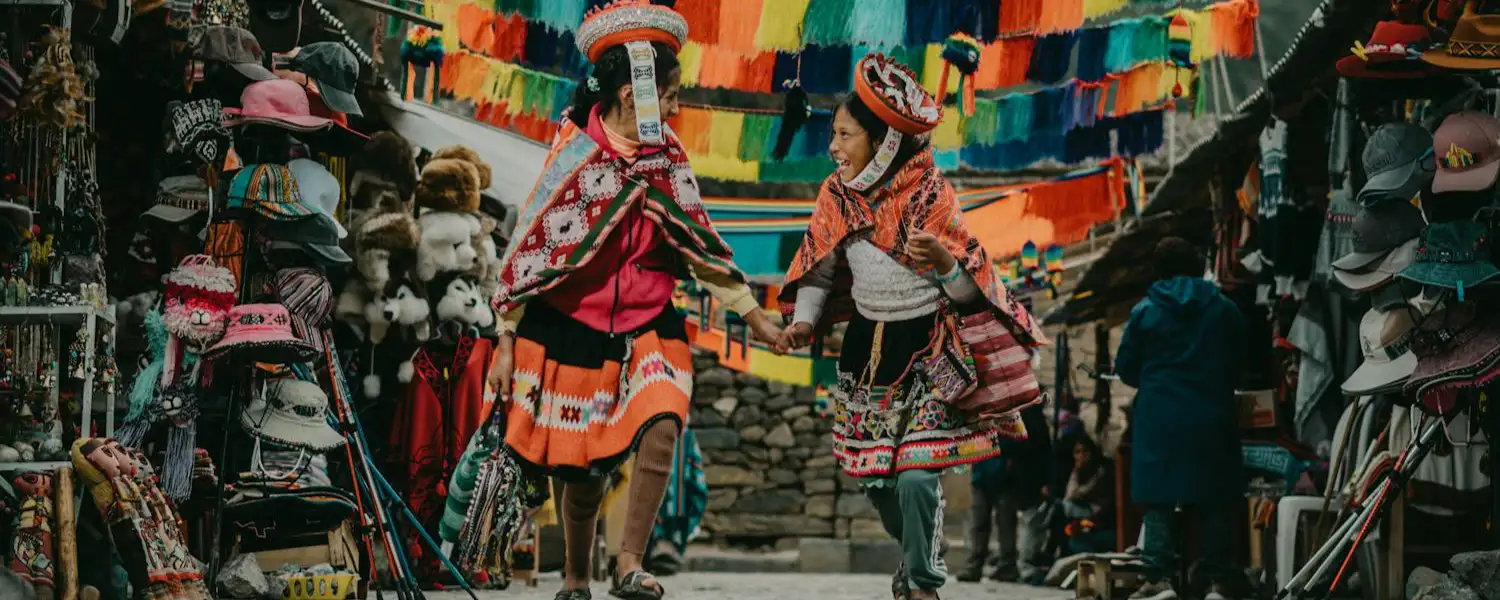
[937,33,982,116]
[402,25,444,103]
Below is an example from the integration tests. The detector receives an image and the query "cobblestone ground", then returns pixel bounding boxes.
[415,572,1073,600]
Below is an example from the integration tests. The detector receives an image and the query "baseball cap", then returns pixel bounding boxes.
[192,26,278,82]
[1432,110,1500,193]
[1332,200,1425,271]
[1357,122,1435,207]
[1335,237,1419,292]
[288,42,362,117]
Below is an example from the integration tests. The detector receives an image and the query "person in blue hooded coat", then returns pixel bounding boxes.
[1114,237,1245,600]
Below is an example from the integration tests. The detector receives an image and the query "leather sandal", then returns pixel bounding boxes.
[609,569,664,600]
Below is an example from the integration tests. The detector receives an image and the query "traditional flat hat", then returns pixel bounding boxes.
[842,53,944,192]
[854,53,944,136]
[574,0,687,63]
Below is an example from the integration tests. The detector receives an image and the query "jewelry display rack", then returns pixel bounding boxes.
[0,304,117,472]
[0,0,119,473]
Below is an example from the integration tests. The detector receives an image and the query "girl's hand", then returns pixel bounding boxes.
[782,322,814,351]
[744,309,786,355]
[906,231,957,273]
[487,335,515,398]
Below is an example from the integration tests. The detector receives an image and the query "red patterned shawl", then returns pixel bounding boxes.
[493,118,743,312]
[778,150,1046,347]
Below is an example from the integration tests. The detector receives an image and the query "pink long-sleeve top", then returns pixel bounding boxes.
[538,107,682,334]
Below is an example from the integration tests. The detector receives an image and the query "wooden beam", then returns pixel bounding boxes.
[55,466,78,600]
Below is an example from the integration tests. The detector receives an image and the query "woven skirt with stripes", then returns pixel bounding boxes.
[833,310,1027,480]
[503,300,691,480]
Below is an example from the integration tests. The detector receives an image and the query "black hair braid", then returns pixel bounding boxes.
[569,41,681,127]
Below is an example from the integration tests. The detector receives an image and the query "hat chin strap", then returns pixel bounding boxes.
[844,127,904,192]
[625,41,665,146]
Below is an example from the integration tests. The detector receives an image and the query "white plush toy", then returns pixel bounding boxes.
[417,211,481,282]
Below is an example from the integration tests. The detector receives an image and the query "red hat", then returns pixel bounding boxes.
[853,54,943,136]
[574,0,687,63]
[1336,21,1436,79]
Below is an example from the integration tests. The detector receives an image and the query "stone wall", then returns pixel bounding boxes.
[688,351,975,547]
[687,351,842,544]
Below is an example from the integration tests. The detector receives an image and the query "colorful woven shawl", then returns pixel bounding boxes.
[778,150,1045,346]
[494,117,743,312]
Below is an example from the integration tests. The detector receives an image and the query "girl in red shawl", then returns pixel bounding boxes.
[779,54,1046,600]
[485,3,781,598]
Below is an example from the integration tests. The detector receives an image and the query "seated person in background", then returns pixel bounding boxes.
[1059,435,1115,555]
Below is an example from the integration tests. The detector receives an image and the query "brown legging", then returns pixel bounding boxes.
[560,418,679,581]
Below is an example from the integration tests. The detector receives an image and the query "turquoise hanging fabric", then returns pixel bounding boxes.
[533,0,585,34]
[997,94,1035,143]
[802,0,855,46]
[494,0,534,17]
[850,0,906,49]
[1133,16,1169,66]
[1104,18,1142,73]
[966,98,1002,146]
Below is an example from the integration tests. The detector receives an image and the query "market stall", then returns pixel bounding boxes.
[1053,0,1500,597]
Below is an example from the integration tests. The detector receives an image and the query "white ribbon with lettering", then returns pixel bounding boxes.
[625,41,665,146]
[844,127,903,192]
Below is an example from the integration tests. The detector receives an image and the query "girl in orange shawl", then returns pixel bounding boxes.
[484,2,781,599]
[779,54,1046,600]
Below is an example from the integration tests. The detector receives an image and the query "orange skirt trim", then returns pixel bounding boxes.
[503,332,693,473]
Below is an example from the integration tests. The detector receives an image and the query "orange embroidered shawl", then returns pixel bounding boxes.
[778,150,1046,347]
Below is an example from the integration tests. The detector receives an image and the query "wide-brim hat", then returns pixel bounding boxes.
[853,53,943,136]
[204,303,317,364]
[1422,14,1500,70]
[1342,304,1421,395]
[223,79,334,133]
[1399,221,1500,289]
[1335,237,1419,292]
[240,379,345,450]
[1337,21,1437,79]
[1405,301,1500,403]
[575,0,688,63]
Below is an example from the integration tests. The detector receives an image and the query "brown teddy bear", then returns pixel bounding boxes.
[414,158,481,213]
[431,145,492,191]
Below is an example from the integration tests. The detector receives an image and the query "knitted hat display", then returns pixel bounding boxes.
[162,254,238,348]
[431,145,492,190]
[203,304,317,364]
[574,0,688,63]
[414,158,482,212]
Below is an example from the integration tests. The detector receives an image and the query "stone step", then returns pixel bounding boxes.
[796,538,978,575]
[684,547,800,574]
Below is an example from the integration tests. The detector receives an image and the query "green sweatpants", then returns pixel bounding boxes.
[865,469,948,591]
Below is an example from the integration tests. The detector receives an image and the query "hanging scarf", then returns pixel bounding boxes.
[778,150,1046,347]
[494,115,743,312]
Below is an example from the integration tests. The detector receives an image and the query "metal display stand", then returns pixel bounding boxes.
[0,304,118,471]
